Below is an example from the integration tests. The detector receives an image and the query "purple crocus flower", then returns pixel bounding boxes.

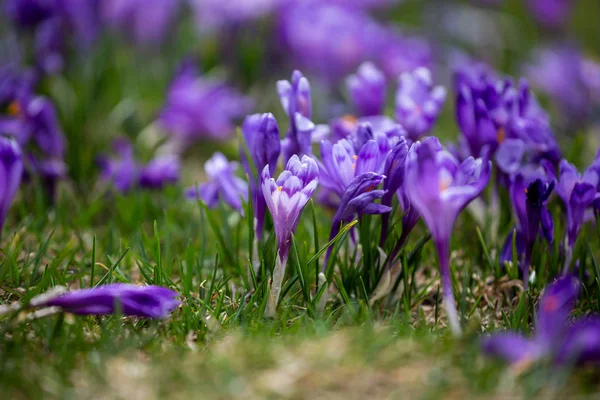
[278,70,315,164]
[527,0,572,28]
[404,138,491,335]
[101,0,180,45]
[262,154,319,316]
[504,164,555,287]
[346,62,386,117]
[97,138,139,193]
[483,276,600,367]
[377,31,433,79]
[0,136,24,233]
[395,67,447,141]
[38,284,180,318]
[555,159,600,270]
[380,137,409,246]
[325,172,391,264]
[159,60,252,143]
[240,113,281,238]
[190,0,278,31]
[185,152,247,212]
[139,155,180,190]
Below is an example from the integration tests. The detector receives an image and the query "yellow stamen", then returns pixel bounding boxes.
[342,114,358,124]
[497,127,505,144]
[7,101,21,116]
[439,177,451,192]
[524,188,528,194]
[277,186,283,192]
[352,155,358,160]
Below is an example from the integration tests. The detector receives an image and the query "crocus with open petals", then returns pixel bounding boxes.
[0,136,23,232]
[262,154,319,316]
[38,284,180,318]
[483,276,600,367]
[555,159,600,271]
[395,67,446,141]
[404,138,491,335]
[240,113,281,238]
[186,152,247,212]
[346,62,386,117]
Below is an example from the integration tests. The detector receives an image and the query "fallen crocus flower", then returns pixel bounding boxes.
[37,284,180,319]
[482,276,600,367]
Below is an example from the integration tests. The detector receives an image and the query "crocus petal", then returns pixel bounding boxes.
[481,333,539,364]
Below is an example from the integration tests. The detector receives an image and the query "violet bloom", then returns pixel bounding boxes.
[325,172,391,264]
[395,67,447,141]
[555,159,600,270]
[159,60,252,143]
[240,113,281,238]
[0,136,24,233]
[346,62,386,117]
[483,276,600,367]
[139,155,180,189]
[404,138,491,335]
[185,152,247,212]
[38,284,179,318]
[97,138,139,193]
[508,173,555,287]
[380,137,409,246]
[190,0,278,31]
[525,46,592,126]
[278,70,315,164]
[262,155,319,316]
[377,31,433,79]
[101,0,180,45]
[279,4,384,83]
[528,0,572,28]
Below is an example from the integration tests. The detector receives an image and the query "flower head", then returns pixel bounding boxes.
[0,136,24,232]
[97,138,139,193]
[555,159,599,248]
[159,60,252,143]
[38,284,180,319]
[139,155,180,190]
[240,113,281,236]
[527,0,573,28]
[482,276,600,367]
[262,154,319,263]
[186,152,248,212]
[101,0,179,45]
[346,62,386,117]
[395,67,446,140]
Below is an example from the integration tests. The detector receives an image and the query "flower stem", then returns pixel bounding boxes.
[436,238,462,336]
[265,252,288,318]
[562,243,573,276]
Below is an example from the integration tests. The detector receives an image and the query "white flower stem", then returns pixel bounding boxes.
[265,253,287,318]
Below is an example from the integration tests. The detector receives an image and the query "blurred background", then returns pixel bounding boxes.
[1,0,599,201]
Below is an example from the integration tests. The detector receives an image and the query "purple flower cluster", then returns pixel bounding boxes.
[98,138,181,193]
[483,276,600,367]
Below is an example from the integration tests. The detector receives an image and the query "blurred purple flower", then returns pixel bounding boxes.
[395,67,447,140]
[159,60,252,143]
[97,139,139,193]
[377,32,433,79]
[404,137,491,335]
[0,136,24,232]
[278,70,315,163]
[525,46,593,126]
[279,4,386,82]
[346,62,386,117]
[527,0,572,28]
[240,113,281,238]
[186,152,247,212]
[325,172,391,264]
[139,155,180,190]
[483,276,600,367]
[190,0,278,31]
[39,284,180,318]
[101,0,180,45]
[262,154,318,317]
[555,159,600,266]
[4,0,55,29]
